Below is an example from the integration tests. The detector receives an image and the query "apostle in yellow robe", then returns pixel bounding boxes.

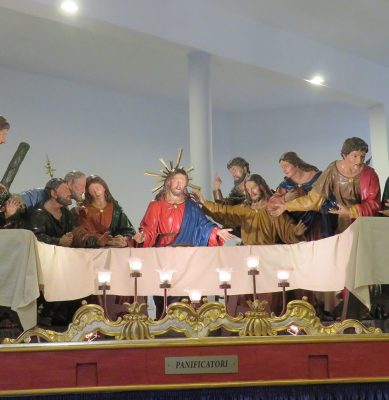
[197,174,306,245]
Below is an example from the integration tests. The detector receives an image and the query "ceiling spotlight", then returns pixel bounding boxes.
[305,75,325,86]
[60,0,79,14]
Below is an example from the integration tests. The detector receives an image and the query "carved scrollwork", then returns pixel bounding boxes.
[240,300,277,336]
[270,300,382,335]
[2,298,382,344]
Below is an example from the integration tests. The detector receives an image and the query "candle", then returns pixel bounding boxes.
[128,257,143,271]
[97,271,111,284]
[157,269,175,283]
[246,256,259,270]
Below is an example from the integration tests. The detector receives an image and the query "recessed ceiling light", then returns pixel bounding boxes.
[305,75,325,86]
[60,0,79,14]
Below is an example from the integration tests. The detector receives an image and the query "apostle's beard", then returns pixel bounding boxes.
[250,195,261,203]
[169,187,186,197]
[233,174,246,186]
[71,190,85,203]
[56,195,72,206]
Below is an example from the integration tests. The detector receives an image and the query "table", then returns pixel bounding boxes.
[2,218,388,329]
[36,217,389,308]
[0,230,41,330]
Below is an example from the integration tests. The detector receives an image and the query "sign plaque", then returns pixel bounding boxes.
[165,355,238,375]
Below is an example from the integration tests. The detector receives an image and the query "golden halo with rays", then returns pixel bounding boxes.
[144,148,201,193]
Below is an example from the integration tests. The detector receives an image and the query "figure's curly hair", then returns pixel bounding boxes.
[0,116,10,130]
[84,175,114,204]
[64,170,86,184]
[340,137,368,157]
[244,174,273,205]
[155,168,191,200]
[279,151,318,172]
[227,157,250,174]
[44,178,66,199]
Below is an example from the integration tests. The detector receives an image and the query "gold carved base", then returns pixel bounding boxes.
[2,298,382,344]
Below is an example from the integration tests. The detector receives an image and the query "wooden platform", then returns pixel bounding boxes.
[2,335,389,397]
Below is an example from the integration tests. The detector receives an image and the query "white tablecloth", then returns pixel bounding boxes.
[0,229,41,330]
[36,217,389,308]
[2,218,387,329]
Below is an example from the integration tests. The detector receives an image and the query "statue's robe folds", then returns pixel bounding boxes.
[141,198,221,248]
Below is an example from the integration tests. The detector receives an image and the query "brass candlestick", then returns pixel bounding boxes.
[130,271,142,303]
[278,280,290,316]
[98,282,111,319]
[248,268,259,301]
[159,281,171,319]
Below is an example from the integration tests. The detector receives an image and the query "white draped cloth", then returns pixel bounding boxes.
[1,218,388,330]
[36,217,389,308]
[0,230,41,330]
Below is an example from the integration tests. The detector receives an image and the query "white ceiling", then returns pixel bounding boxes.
[0,1,387,111]
[212,0,389,68]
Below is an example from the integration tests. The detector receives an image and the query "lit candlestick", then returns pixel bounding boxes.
[185,289,203,304]
[217,269,232,312]
[156,269,175,319]
[246,256,259,301]
[157,269,175,284]
[128,257,143,303]
[246,255,259,270]
[97,270,111,319]
[217,268,232,284]
[277,269,291,316]
[97,271,112,285]
[128,257,143,272]
[277,270,290,283]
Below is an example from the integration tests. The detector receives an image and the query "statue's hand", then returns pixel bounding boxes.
[59,232,73,247]
[213,175,222,191]
[293,220,307,236]
[379,209,389,217]
[269,203,287,217]
[97,232,112,247]
[329,204,350,217]
[133,231,145,244]
[108,235,128,248]
[284,189,299,202]
[216,228,234,241]
[4,196,23,219]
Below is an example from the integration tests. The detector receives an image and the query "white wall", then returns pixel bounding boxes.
[0,65,372,227]
[215,103,371,192]
[0,65,193,227]
[49,0,387,181]
[2,0,388,182]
